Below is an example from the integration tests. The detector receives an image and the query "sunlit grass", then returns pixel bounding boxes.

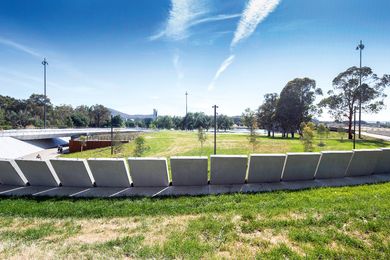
[61,130,390,159]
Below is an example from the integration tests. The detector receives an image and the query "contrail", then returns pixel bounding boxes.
[231,0,281,48]
[0,36,41,57]
[208,54,235,91]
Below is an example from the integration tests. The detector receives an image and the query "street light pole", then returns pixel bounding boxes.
[212,105,218,155]
[353,106,356,149]
[110,115,114,155]
[42,58,48,129]
[185,91,188,116]
[356,40,365,139]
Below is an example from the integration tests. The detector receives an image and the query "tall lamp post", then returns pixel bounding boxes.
[356,40,365,138]
[212,105,218,155]
[185,91,188,116]
[42,58,48,129]
[353,106,357,149]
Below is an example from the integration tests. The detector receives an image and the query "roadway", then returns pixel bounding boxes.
[0,128,143,140]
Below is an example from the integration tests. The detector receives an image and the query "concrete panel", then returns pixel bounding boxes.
[282,153,321,181]
[374,148,390,174]
[247,154,286,183]
[128,157,169,187]
[50,158,94,187]
[15,159,59,186]
[210,155,247,185]
[0,159,27,186]
[170,156,208,186]
[314,151,353,179]
[87,158,131,187]
[346,149,381,177]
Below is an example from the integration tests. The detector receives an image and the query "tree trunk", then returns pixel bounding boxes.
[267,130,271,137]
[348,114,353,140]
[291,132,295,139]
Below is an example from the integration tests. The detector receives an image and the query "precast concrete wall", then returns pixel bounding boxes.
[170,157,208,186]
[88,158,131,187]
[282,153,321,181]
[15,159,59,186]
[50,158,94,187]
[128,157,169,187]
[247,154,285,183]
[210,155,247,185]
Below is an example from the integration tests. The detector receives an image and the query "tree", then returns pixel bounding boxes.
[79,135,87,153]
[317,123,327,147]
[0,109,6,128]
[111,115,124,127]
[217,114,233,131]
[133,136,149,157]
[71,112,90,127]
[90,105,110,127]
[125,119,135,128]
[300,122,315,152]
[319,67,389,139]
[248,120,259,152]
[155,116,174,129]
[257,93,279,137]
[241,108,256,132]
[337,127,345,142]
[276,78,322,138]
[172,116,182,130]
[197,127,207,156]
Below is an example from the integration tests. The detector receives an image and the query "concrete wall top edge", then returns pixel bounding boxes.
[128,157,167,161]
[87,158,126,162]
[210,155,247,158]
[170,156,208,160]
[250,154,286,157]
[286,152,321,156]
[352,149,381,152]
[321,151,353,154]
[50,158,86,161]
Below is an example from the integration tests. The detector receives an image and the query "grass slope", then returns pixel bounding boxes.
[62,130,390,159]
[1,183,390,258]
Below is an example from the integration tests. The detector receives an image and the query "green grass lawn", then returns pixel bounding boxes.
[1,183,390,258]
[2,131,389,258]
[62,130,390,159]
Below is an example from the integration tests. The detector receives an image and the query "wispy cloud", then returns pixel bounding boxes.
[208,54,235,91]
[150,0,207,41]
[0,36,42,58]
[231,0,281,48]
[173,52,184,87]
[150,0,240,41]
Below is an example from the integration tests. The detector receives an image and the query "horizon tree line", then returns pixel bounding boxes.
[247,66,389,139]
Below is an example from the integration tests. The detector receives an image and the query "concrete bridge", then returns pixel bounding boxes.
[0,128,143,141]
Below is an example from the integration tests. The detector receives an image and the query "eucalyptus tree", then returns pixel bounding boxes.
[319,67,389,139]
[257,93,279,137]
[276,78,322,138]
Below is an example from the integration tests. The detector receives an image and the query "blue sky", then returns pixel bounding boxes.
[0,0,389,121]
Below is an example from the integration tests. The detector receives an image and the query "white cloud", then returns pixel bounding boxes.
[173,52,184,87]
[0,36,42,58]
[150,0,240,41]
[208,54,235,91]
[150,0,207,41]
[231,0,281,48]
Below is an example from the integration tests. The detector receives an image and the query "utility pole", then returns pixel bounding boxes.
[356,40,365,138]
[212,105,218,155]
[42,58,48,129]
[185,91,188,116]
[110,115,114,155]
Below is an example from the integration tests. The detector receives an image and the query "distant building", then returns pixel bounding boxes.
[109,108,158,120]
